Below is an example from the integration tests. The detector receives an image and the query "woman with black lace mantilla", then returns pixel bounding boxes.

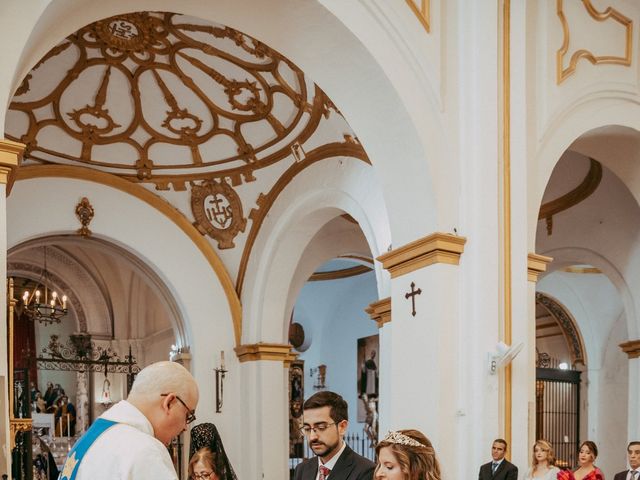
[188,423,237,480]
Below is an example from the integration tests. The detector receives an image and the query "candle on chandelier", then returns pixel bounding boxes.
[35,290,41,302]
[62,295,67,309]
[221,350,225,370]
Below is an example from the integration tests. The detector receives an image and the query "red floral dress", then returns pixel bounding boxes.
[557,468,605,480]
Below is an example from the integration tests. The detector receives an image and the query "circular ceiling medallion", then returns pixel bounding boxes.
[7,12,326,188]
[191,180,246,249]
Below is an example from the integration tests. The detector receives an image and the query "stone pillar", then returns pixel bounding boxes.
[0,139,24,476]
[619,339,640,440]
[377,233,465,479]
[235,343,296,480]
[525,254,552,458]
[365,297,390,436]
[75,371,90,434]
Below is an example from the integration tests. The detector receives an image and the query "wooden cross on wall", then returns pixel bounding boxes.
[405,282,422,317]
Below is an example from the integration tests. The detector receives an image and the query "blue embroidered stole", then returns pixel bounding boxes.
[58,418,118,480]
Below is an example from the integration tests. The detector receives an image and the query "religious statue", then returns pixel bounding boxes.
[361,394,378,448]
[100,377,112,405]
[359,350,378,397]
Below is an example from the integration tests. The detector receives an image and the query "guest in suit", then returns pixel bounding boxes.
[478,439,518,480]
[613,442,640,480]
[294,391,375,480]
[374,429,441,480]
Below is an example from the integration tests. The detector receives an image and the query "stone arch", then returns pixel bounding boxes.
[535,291,587,366]
[530,98,640,246]
[242,157,390,344]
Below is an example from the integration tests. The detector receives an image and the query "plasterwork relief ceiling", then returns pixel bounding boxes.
[6,12,370,292]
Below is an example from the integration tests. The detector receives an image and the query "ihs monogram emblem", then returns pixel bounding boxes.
[191,181,246,249]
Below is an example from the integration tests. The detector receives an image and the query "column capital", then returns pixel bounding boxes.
[235,342,298,366]
[619,339,640,359]
[527,253,553,282]
[377,232,466,278]
[0,139,26,186]
[365,297,391,328]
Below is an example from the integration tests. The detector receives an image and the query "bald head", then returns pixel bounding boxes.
[127,361,199,445]
[129,361,198,401]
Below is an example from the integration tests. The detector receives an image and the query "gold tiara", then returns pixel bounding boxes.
[382,431,427,448]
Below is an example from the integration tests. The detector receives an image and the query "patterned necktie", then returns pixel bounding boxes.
[631,471,639,480]
[492,462,499,475]
[319,465,331,480]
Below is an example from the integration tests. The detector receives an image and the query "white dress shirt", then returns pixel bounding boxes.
[627,468,640,480]
[316,441,347,480]
[75,400,177,480]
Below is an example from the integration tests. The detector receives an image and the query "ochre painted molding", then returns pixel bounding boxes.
[365,297,391,328]
[405,0,430,33]
[556,0,633,84]
[377,233,466,278]
[309,264,372,282]
[15,164,243,345]
[527,253,553,282]
[235,343,298,366]
[0,139,25,186]
[538,159,602,235]
[619,339,640,359]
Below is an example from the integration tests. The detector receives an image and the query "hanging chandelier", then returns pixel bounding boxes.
[21,246,68,325]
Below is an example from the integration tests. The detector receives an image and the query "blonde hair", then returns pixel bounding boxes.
[375,429,441,480]
[532,440,556,467]
[188,448,217,478]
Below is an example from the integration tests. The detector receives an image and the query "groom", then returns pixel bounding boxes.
[294,391,374,480]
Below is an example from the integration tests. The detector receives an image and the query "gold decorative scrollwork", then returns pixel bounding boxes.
[7,12,326,189]
[9,418,33,450]
[191,180,246,249]
[556,0,633,84]
[75,196,95,237]
[406,0,430,33]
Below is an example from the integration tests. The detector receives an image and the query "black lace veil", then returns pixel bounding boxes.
[189,423,237,480]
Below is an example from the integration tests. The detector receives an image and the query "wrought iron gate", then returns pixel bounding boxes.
[536,366,581,469]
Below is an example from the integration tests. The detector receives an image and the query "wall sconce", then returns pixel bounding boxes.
[488,342,523,374]
[215,351,227,413]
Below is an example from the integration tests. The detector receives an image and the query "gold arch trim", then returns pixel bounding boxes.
[377,232,466,279]
[235,141,369,297]
[308,264,372,282]
[538,158,602,235]
[366,297,391,328]
[14,164,243,344]
[406,0,431,33]
[234,342,298,366]
[556,0,633,84]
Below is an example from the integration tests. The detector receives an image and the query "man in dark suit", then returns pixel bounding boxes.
[614,441,640,480]
[294,391,375,480]
[478,439,518,480]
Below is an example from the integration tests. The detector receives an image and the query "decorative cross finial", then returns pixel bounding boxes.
[405,282,422,317]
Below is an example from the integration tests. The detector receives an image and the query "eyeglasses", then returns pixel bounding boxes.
[192,472,214,480]
[161,393,196,424]
[300,422,337,435]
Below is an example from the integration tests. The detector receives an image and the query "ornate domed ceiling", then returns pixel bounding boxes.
[7,11,370,296]
[6,11,335,187]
